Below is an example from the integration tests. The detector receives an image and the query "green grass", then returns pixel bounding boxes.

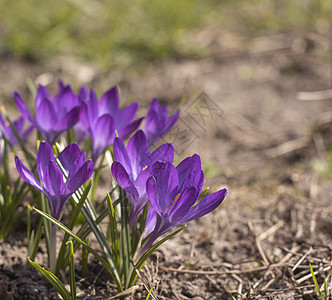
[0,0,331,68]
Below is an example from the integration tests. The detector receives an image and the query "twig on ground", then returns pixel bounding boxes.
[297,89,332,101]
[265,137,310,158]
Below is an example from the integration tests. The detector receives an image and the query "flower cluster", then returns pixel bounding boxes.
[0,80,227,294]
[13,81,178,163]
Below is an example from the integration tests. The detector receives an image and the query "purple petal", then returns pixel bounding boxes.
[168,186,197,222]
[15,155,43,193]
[113,137,133,179]
[79,102,91,131]
[149,161,179,214]
[91,114,115,162]
[180,188,227,223]
[36,99,57,132]
[114,102,139,129]
[87,89,99,125]
[149,143,174,165]
[55,106,80,131]
[43,160,63,196]
[126,130,149,179]
[144,205,157,237]
[99,86,119,116]
[36,85,51,107]
[14,92,35,125]
[37,142,56,183]
[177,154,203,192]
[66,160,93,192]
[146,176,163,216]
[79,86,89,102]
[57,143,83,173]
[117,117,144,140]
[111,162,137,194]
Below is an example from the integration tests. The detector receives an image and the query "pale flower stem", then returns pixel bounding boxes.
[49,223,57,273]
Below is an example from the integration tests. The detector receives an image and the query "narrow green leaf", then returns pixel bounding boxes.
[146,285,155,300]
[29,217,44,260]
[66,241,76,300]
[81,239,89,278]
[28,257,71,300]
[33,207,123,292]
[107,193,120,267]
[309,263,324,300]
[56,180,92,272]
[128,225,186,287]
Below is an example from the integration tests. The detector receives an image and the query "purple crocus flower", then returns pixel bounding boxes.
[142,154,227,254]
[14,81,81,143]
[0,113,33,168]
[0,113,34,146]
[15,142,93,220]
[144,98,180,147]
[111,130,174,228]
[79,86,143,163]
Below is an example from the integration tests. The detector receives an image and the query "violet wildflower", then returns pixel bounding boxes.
[14,81,80,143]
[0,113,34,146]
[111,130,174,228]
[79,86,143,163]
[144,98,180,146]
[15,142,93,220]
[142,154,227,254]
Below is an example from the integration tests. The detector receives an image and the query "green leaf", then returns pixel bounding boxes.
[56,179,92,272]
[81,239,89,278]
[309,263,325,300]
[33,207,123,292]
[28,257,71,300]
[128,225,186,287]
[146,285,156,300]
[107,193,120,267]
[66,241,76,300]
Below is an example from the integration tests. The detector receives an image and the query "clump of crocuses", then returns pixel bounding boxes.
[0,80,227,296]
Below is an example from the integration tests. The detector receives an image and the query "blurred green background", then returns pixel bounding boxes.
[0,0,331,68]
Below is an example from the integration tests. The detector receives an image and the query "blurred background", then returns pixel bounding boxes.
[0,0,331,66]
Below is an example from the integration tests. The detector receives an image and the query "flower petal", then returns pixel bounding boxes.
[117,117,144,140]
[148,161,179,214]
[126,130,149,179]
[168,186,197,222]
[37,142,56,183]
[180,188,227,223]
[177,154,203,194]
[43,160,63,196]
[99,86,119,116]
[66,160,93,192]
[15,155,43,193]
[36,99,57,132]
[55,106,80,131]
[113,137,133,179]
[36,85,51,107]
[149,143,174,165]
[14,92,35,125]
[114,102,138,129]
[57,143,83,173]
[91,114,115,162]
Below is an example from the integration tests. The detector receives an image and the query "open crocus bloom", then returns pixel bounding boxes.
[14,81,80,143]
[79,86,143,163]
[144,98,180,147]
[111,130,174,228]
[142,154,227,254]
[15,142,93,220]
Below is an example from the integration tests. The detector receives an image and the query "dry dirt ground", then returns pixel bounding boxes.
[0,31,332,299]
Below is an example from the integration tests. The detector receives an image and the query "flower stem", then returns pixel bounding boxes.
[49,223,57,273]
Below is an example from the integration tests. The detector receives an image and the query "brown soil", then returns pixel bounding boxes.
[0,30,332,299]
